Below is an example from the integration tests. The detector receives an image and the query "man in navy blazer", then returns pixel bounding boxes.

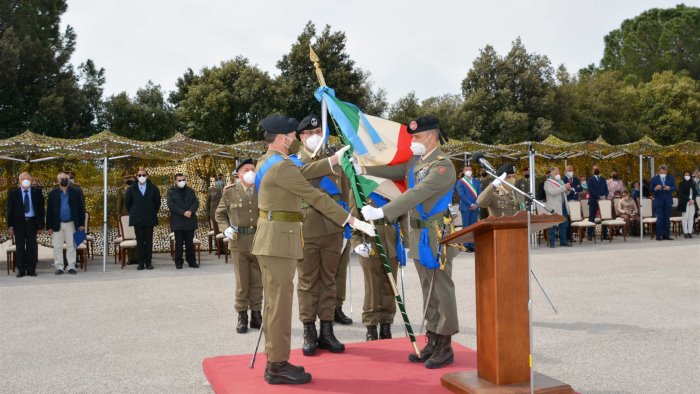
[46,172,86,274]
[6,172,45,277]
[455,165,480,252]
[649,164,676,240]
[586,164,610,240]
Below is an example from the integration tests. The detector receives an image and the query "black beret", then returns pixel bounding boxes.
[297,114,321,133]
[236,158,255,173]
[261,115,299,134]
[408,116,449,143]
[408,116,440,134]
[496,163,516,176]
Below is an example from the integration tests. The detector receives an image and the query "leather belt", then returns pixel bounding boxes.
[259,210,303,222]
[410,218,441,229]
[237,226,257,234]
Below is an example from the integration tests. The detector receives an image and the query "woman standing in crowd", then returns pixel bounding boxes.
[678,170,698,238]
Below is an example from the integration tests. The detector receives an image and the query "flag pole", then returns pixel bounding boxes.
[310,46,420,356]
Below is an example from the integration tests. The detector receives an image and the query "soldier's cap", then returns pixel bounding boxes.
[236,158,255,173]
[261,115,299,134]
[407,116,449,143]
[121,170,135,179]
[297,114,321,133]
[497,163,516,176]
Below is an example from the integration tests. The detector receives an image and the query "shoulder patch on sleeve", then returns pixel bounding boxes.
[438,166,446,174]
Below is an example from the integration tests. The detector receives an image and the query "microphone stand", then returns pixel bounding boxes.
[481,168,559,394]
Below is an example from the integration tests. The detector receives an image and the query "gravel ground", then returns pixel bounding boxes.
[1,237,698,394]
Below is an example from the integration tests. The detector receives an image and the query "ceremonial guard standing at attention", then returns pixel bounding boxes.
[295,114,352,357]
[251,114,374,385]
[351,192,405,341]
[476,164,524,217]
[356,116,459,369]
[215,159,263,334]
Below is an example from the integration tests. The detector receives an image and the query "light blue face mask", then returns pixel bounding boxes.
[215,180,223,189]
[581,183,588,189]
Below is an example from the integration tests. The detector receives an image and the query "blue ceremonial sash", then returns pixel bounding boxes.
[408,162,453,269]
[255,154,285,191]
[370,192,407,267]
[289,154,349,236]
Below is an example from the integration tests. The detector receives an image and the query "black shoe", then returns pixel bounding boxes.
[334,306,353,325]
[560,242,573,247]
[317,320,345,353]
[16,272,26,278]
[250,311,262,329]
[366,325,378,341]
[146,263,154,270]
[656,237,663,241]
[27,272,37,277]
[265,360,305,374]
[302,321,318,356]
[663,237,673,240]
[55,269,64,275]
[67,269,77,275]
[176,265,183,269]
[379,323,392,339]
[236,311,248,333]
[425,334,454,369]
[137,264,145,270]
[409,331,437,363]
[264,361,312,385]
[188,263,199,268]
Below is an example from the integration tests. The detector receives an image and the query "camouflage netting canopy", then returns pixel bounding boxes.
[0,131,267,161]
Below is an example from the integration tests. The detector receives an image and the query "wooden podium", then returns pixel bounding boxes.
[440,211,574,393]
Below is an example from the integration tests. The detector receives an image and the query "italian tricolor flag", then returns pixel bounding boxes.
[316,86,411,201]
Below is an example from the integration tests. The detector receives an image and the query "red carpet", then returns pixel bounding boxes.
[203,335,477,393]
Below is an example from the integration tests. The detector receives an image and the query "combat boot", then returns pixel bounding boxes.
[302,321,318,356]
[264,361,312,385]
[366,325,378,341]
[379,323,392,339]
[408,331,437,363]
[334,306,353,325]
[424,334,454,369]
[265,360,305,374]
[317,320,345,353]
[236,311,248,334]
[250,310,262,329]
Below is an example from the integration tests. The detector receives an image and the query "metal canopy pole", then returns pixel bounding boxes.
[639,155,644,239]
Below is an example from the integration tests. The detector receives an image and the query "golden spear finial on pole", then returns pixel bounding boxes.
[309,46,326,87]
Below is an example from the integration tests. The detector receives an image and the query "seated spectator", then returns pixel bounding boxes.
[615,191,639,236]
[578,176,589,200]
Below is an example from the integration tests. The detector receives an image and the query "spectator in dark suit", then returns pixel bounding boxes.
[125,168,161,270]
[46,172,86,275]
[563,165,582,201]
[587,164,610,240]
[6,172,45,277]
[166,173,200,269]
[650,164,677,240]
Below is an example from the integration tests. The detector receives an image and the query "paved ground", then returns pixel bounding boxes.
[1,237,699,394]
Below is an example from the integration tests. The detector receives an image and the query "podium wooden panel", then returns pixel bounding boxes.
[440,211,573,393]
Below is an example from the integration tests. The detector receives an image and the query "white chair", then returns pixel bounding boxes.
[118,215,137,269]
[6,235,16,275]
[640,198,656,239]
[599,200,627,242]
[569,200,596,244]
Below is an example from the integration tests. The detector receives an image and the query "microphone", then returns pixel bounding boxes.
[471,152,496,174]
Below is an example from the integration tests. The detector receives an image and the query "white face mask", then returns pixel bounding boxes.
[304,134,322,151]
[176,181,186,188]
[660,173,666,179]
[465,170,472,177]
[566,171,574,178]
[684,175,691,181]
[554,174,561,181]
[21,179,31,188]
[410,142,427,156]
[138,175,147,184]
[242,171,256,185]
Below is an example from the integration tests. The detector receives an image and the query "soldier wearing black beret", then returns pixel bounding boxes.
[476,162,525,217]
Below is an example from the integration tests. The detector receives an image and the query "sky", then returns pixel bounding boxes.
[61,0,688,104]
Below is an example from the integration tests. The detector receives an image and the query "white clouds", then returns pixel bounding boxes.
[62,0,682,103]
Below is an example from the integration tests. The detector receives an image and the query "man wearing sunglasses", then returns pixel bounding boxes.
[125,168,162,270]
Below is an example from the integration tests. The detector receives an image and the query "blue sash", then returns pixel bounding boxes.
[255,154,285,191]
[289,154,350,237]
[408,162,453,269]
[370,192,406,267]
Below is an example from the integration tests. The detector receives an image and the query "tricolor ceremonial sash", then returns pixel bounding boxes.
[460,177,478,199]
